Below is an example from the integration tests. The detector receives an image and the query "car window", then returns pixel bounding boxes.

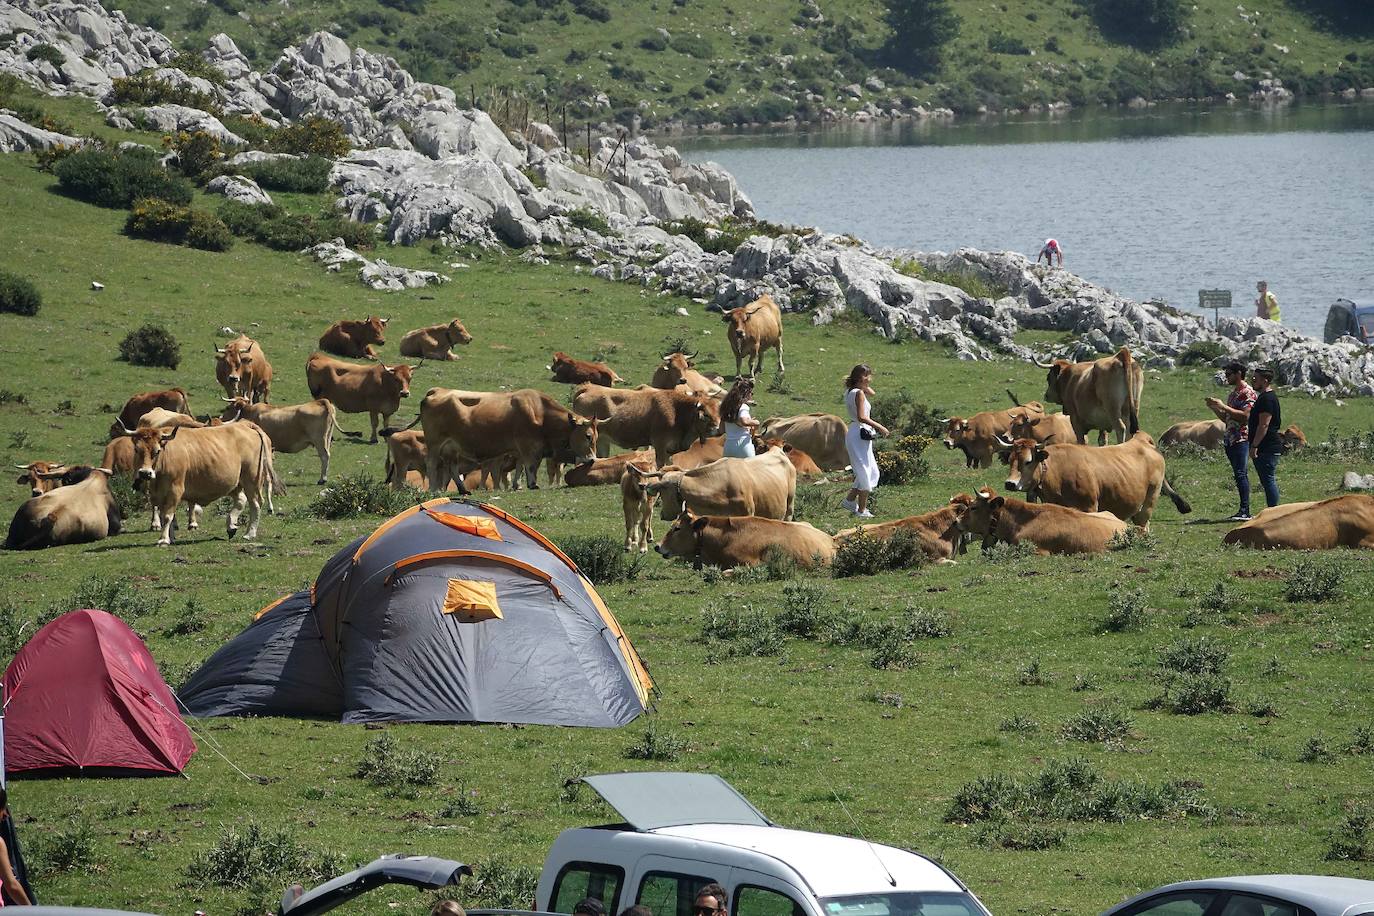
[736,885,806,916]
[637,870,719,916]
[552,861,625,915]
[1121,892,1217,916]
[1218,895,1297,916]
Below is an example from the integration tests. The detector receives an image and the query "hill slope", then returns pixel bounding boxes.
[101,0,1374,125]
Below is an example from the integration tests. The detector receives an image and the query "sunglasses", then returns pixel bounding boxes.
[694,906,721,915]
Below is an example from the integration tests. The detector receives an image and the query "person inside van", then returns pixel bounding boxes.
[695,884,729,916]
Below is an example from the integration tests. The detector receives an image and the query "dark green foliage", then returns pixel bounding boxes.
[870,389,945,438]
[567,207,612,235]
[380,0,427,11]
[26,43,65,67]
[1061,706,1133,742]
[699,602,784,657]
[185,822,345,889]
[267,116,350,157]
[1179,339,1225,366]
[1297,735,1335,764]
[622,720,689,760]
[185,6,213,30]
[1101,587,1147,632]
[166,129,223,179]
[1284,557,1344,602]
[445,859,542,910]
[975,821,1065,850]
[639,33,668,52]
[832,529,927,578]
[354,731,441,797]
[1326,806,1373,862]
[168,50,227,86]
[875,434,932,484]
[987,32,1031,54]
[1290,0,1374,37]
[251,211,372,252]
[110,70,218,111]
[307,474,417,519]
[572,0,611,21]
[117,323,181,369]
[125,198,233,252]
[162,597,209,637]
[883,0,959,75]
[109,473,150,522]
[55,147,195,209]
[1151,638,1232,713]
[0,270,41,316]
[1086,0,1188,50]
[29,821,103,877]
[672,33,714,58]
[186,209,235,251]
[998,714,1040,733]
[869,623,919,670]
[561,534,645,584]
[235,155,333,193]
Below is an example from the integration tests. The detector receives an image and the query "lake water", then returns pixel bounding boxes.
[676,102,1374,339]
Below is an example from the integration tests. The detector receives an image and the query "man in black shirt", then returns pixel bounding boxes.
[1247,366,1283,508]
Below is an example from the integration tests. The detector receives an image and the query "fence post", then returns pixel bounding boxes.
[586,123,592,166]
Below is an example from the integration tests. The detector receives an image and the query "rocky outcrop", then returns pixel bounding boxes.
[206,174,273,206]
[131,103,245,144]
[306,241,449,292]
[0,0,173,96]
[0,109,83,152]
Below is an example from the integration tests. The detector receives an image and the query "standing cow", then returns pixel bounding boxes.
[619,456,659,553]
[305,353,417,442]
[214,335,273,403]
[109,388,191,439]
[400,319,472,361]
[4,466,121,550]
[1038,348,1143,445]
[722,293,784,379]
[320,316,388,359]
[573,384,720,467]
[942,402,1045,468]
[220,396,339,484]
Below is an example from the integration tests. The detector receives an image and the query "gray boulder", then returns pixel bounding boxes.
[206,174,273,206]
[408,106,521,166]
[1342,472,1374,491]
[0,109,83,151]
[135,104,245,144]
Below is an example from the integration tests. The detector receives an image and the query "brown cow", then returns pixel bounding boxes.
[1039,348,1143,444]
[136,408,205,430]
[109,388,191,439]
[1159,418,1225,449]
[1222,495,1374,549]
[651,351,725,397]
[762,438,824,478]
[214,335,272,403]
[385,429,517,492]
[654,510,835,571]
[618,455,659,552]
[305,353,416,442]
[628,449,796,521]
[669,436,724,469]
[1280,424,1307,453]
[960,486,1128,555]
[382,428,429,490]
[549,352,624,386]
[1006,409,1074,446]
[4,466,120,550]
[722,293,784,379]
[563,451,655,487]
[757,413,850,471]
[399,319,472,361]
[15,461,67,499]
[125,423,276,545]
[1002,433,1191,528]
[220,396,339,484]
[834,494,973,565]
[101,437,135,476]
[943,402,1045,468]
[320,316,388,359]
[573,383,720,467]
[414,387,598,493]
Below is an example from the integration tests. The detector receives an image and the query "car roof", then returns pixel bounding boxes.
[1110,876,1374,916]
[649,823,964,898]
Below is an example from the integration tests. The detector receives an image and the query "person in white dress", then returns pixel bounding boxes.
[721,377,759,458]
[842,364,887,517]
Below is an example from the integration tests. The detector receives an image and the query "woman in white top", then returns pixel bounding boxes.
[843,364,887,518]
[720,377,759,458]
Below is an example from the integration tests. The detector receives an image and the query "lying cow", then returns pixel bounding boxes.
[1039,347,1143,445]
[109,388,191,439]
[573,383,720,467]
[960,486,1128,554]
[4,466,120,550]
[15,460,67,498]
[306,353,416,442]
[620,456,660,553]
[400,318,472,361]
[654,510,835,571]
[757,413,850,471]
[722,293,784,379]
[651,351,725,397]
[1279,424,1307,452]
[1222,495,1374,549]
[628,448,796,521]
[320,316,388,359]
[214,335,272,403]
[943,402,1045,468]
[550,352,624,386]
[1003,433,1191,528]
[670,436,724,469]
[220,396,339,484]
[1159,418,1225,449]
[564,451,655,487]
[834,494,973,565]
[764,439,825,478]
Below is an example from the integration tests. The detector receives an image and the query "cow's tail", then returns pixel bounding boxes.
[1006,388,1022,407]
[257,430,286,500]
[1162,475,1192,515]
[174,386,191,415]
[1118,348,1140,436]
[322,399,362,439]
[379,414,422,437]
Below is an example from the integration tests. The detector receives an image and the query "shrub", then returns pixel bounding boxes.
[698,602,784,657]
[306,474,415,519]
[987,32,1031,54]
[869,624,919,670]
[267,115,350,157]
[1102,587,1147,632]
[984,540,1036,564]
[1179,339,1225,366]
[109,473,150,522]
[117,323,181,369]
[900,605,952,639]
[917,265,1009,300]
[875,435,931,485]
[59,575,165,623]
[1108,527,1154,551]
[567,207,612,235]
[672,34,714,58]
[572,0,612,22]
[162,597,209,637]
[126,197,193,243]
[218,200,281,236]
[185,210,234,251]
[639,33,668,51]
[55,147,194,209]
[26,43,65,67]
[870,389,945,438]
[165,130,222,179]
[110,70,217,111]
[998,714,1040,733]
[253,213,329,251]
[561,534,644,584]
[622,721,688,760]
[0,270,41,316]
[775,581,830,637]
[832,530,903,578]
[30,821,103,877]
[34,140,78,172]
[1346,726,1374,756]
[354,731,441,797]
[1089,0,1187,51]
[1326,807,1372,862]
[1297,735,1336,764]
[236,155,333,193]
[976,822,1065,850]
[185,823,344,889]
[446,859,542,910]
[867,690,904,708]
[1284,557,1344,603]
[1061,706,1133,743]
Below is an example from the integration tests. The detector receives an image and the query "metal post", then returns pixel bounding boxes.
[586,123,592,166]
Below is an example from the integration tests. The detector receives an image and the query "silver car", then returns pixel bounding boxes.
[1101,876,1374,916]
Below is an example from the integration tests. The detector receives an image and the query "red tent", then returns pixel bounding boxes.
[3,609,195,775]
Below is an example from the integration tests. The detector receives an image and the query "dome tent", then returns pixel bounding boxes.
[181,499,654,727]
[3,609,195,775]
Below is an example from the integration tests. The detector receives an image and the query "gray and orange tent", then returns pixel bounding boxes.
[180,499,653,727]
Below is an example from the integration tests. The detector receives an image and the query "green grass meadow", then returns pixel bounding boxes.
[1,150,1373,916]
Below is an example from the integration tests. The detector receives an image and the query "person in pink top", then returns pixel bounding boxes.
[1205,361,1257,520]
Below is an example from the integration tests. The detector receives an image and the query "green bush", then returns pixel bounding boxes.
[567,207,612,235]
[561,534,645,584]
[267,116,351,157]
[875,434,931,485]
[870,389,945,438]
[622,720,689,760]
[354,731,441,798]
[252,211,374,252]
[832,528,926,578]
[572,0,611,21]
[672,34,714,58]
[1101,587,1148,632]
[117,323,181,369]
[1325,807,1372,862]
[25,43,65,67]
[639,33,668,52]
[185,823,344,890]
[165,129,223,179]
[218,200,282,236]
[698,601,784,657]
[1179,339,1226,366]
[55,147,194,209]
[185,209,234,251]
[109,70,218,111]
[126,198,232,252]
[445,859,541,910]
[0,270,41,316]
[987,32,1031,54]
[775,581,830,637]
[1060,706,1133,742]
[1089,0,1187,51]
[236,155,333,193]
[29,821,103,878]
[306,473,415,518]
[1284,557,1344,603]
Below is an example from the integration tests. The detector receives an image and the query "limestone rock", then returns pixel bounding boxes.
[1342,472,1374,491]
[0,109,83,152]
[206,174,273,206]
[306,241,449,291]
[136,104,245,144]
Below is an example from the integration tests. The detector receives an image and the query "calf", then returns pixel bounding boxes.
[564,451,656,487]
[654,510,835,571]
[320,316,388,359]
[550,351,624,386]
[400,319,472,361]
[651,351,725,397]
[220,396,339,484]
[5,466,120,550]
[620,455,659,553]
[960,487,1128,555]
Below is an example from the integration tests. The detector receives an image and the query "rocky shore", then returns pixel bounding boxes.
[2,0,1371,395]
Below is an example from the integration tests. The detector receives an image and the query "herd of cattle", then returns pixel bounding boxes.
[6,297,1374,560]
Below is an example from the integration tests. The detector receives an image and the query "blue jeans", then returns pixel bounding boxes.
[1225,440,1250,515]
[1252,451,1281,508]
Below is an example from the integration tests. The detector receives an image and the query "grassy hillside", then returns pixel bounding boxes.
[99,0,1374,126]
[2,148,1374,916]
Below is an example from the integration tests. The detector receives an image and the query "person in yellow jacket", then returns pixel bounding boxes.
[1255,280,1281,322]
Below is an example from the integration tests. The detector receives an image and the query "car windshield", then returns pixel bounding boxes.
[821,892,989,916]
